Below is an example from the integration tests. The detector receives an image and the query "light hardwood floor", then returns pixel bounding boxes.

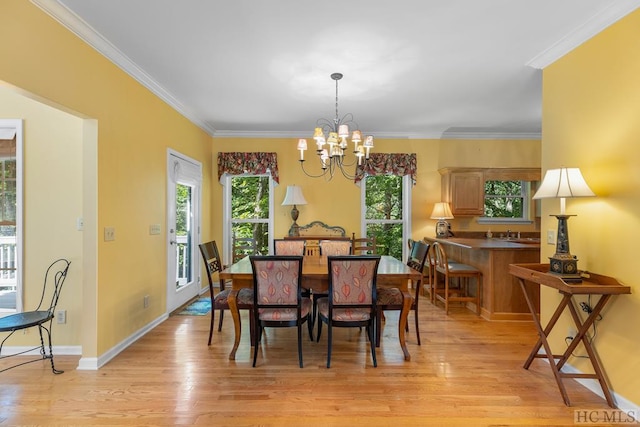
[0,296,615,426]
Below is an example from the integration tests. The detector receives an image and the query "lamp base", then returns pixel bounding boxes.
[435,220,449,238]
[547,214,582,283]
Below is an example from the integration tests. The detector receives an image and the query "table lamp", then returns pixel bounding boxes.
[533,167,595,282]
[281,185,308,236]
[430,202,454,238]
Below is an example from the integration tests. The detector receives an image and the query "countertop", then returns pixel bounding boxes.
[424,236,541,250]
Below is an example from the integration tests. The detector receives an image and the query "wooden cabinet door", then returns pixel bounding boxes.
[447,170,485,216]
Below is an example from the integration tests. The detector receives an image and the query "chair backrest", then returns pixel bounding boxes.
[38,259,71,314]
[233,236,257,263]
[199,240,224,291]
[351,233,377,255]
[274,239,305,255]
[433,242,450,273]
[407,240,430,273]
[319,240,352,256]
[327,255,380,308]
[250,256,304,311]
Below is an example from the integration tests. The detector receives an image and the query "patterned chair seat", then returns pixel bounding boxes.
[317,298,372,321]
[376,287,404,306]
[213,287,254,307]
[259,298,311,321]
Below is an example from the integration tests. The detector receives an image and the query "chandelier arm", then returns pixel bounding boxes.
[298,160,329,179]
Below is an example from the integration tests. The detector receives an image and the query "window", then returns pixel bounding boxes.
[222,174,273,262]
[362,174,412,261]
[481,180,531,223]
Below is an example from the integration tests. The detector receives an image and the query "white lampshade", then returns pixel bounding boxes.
[430,202,454,219]
[281,185,307,206]
[533,168,594,214]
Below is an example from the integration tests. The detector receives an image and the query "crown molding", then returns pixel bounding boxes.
[527,0,640,69]
[31,0,218,136]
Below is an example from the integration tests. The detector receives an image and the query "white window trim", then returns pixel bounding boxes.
[478,181,533,225]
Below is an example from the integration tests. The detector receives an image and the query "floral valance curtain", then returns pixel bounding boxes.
[217,152,279,184]
[355,153,417,184]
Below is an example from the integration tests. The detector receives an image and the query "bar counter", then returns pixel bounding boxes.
[424,236,541,320]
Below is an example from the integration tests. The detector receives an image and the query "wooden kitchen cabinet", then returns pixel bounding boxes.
[440,168,484,216]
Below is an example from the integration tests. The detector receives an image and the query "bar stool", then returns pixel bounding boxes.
[432,242,482,315]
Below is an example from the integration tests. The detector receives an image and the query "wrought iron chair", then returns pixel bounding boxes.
[376,241,429,347]
[0,259,71,374]
[249,255,313,368]
[316,255,381,368]
[199,241,253,345]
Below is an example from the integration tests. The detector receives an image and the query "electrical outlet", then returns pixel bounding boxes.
[104,227,116,241]
[149,224,161,235]
[56,309,67,324]
[546,229,556,245]
[143,295,149,309]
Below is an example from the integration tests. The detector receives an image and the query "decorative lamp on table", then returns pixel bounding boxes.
[281,185,308,237]
[533,167,595,282]
[430,202,454,238]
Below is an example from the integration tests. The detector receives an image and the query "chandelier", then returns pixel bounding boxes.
[297,72,374,180]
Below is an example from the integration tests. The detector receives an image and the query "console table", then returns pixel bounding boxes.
[509,263,630,408]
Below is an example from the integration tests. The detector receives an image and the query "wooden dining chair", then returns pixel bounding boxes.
[316,255,381,368]
[249,255,313,368]
[432,242,482,315]
[199,240,254,345]
[352,233,377,255]
[319,239,352,255]
[232,235,257,263]
[376,240,429,347]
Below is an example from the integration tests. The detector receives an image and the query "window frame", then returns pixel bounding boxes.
[479,180,532,224]
[222,173,274,264]
[361,174,412,261]
[476,168,541,225]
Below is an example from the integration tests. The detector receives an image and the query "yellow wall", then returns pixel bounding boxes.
[0,87,84,346]
[212,137,542,245]
[0,0,213,358]
[541,9,640,405]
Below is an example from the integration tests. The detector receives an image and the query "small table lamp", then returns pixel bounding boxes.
[430,202,454,238]
[281,185,308,236]
[533,167,595,282]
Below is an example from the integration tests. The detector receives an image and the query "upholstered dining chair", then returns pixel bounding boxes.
[273,239,305,255]
[199,240,254,345]
[432,242,482,315]
[316,255,381,368]
[319,239,352,256]
[351,233,377,255]
[375,240,429,347]
[249,255,313,368]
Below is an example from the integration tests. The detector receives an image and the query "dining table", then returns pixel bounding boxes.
[219,255,423,361]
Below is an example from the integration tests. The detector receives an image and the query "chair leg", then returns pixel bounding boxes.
[316,316,323,342]
[414,305,421,345]
[208,308,215,346]
[217,309,224,332]
[369,319,377,368]
[307,314,314,341]
[252,323,261,367]
[297,324,303,368]
[326,323,332,368]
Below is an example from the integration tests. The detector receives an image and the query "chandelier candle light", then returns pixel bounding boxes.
[281,185,308,237]
[297,73,374,180]
[533,167,595,282]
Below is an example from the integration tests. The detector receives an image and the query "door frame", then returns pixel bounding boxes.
[166,149,202,314]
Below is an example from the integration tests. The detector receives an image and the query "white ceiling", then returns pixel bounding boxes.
[35,0,639,139]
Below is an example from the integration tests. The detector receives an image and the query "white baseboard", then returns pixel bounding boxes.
[76,312,168,370]
[559,362,639,412]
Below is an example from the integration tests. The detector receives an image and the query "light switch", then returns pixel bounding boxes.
[546,229,556,245]
[104,227,115,241]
